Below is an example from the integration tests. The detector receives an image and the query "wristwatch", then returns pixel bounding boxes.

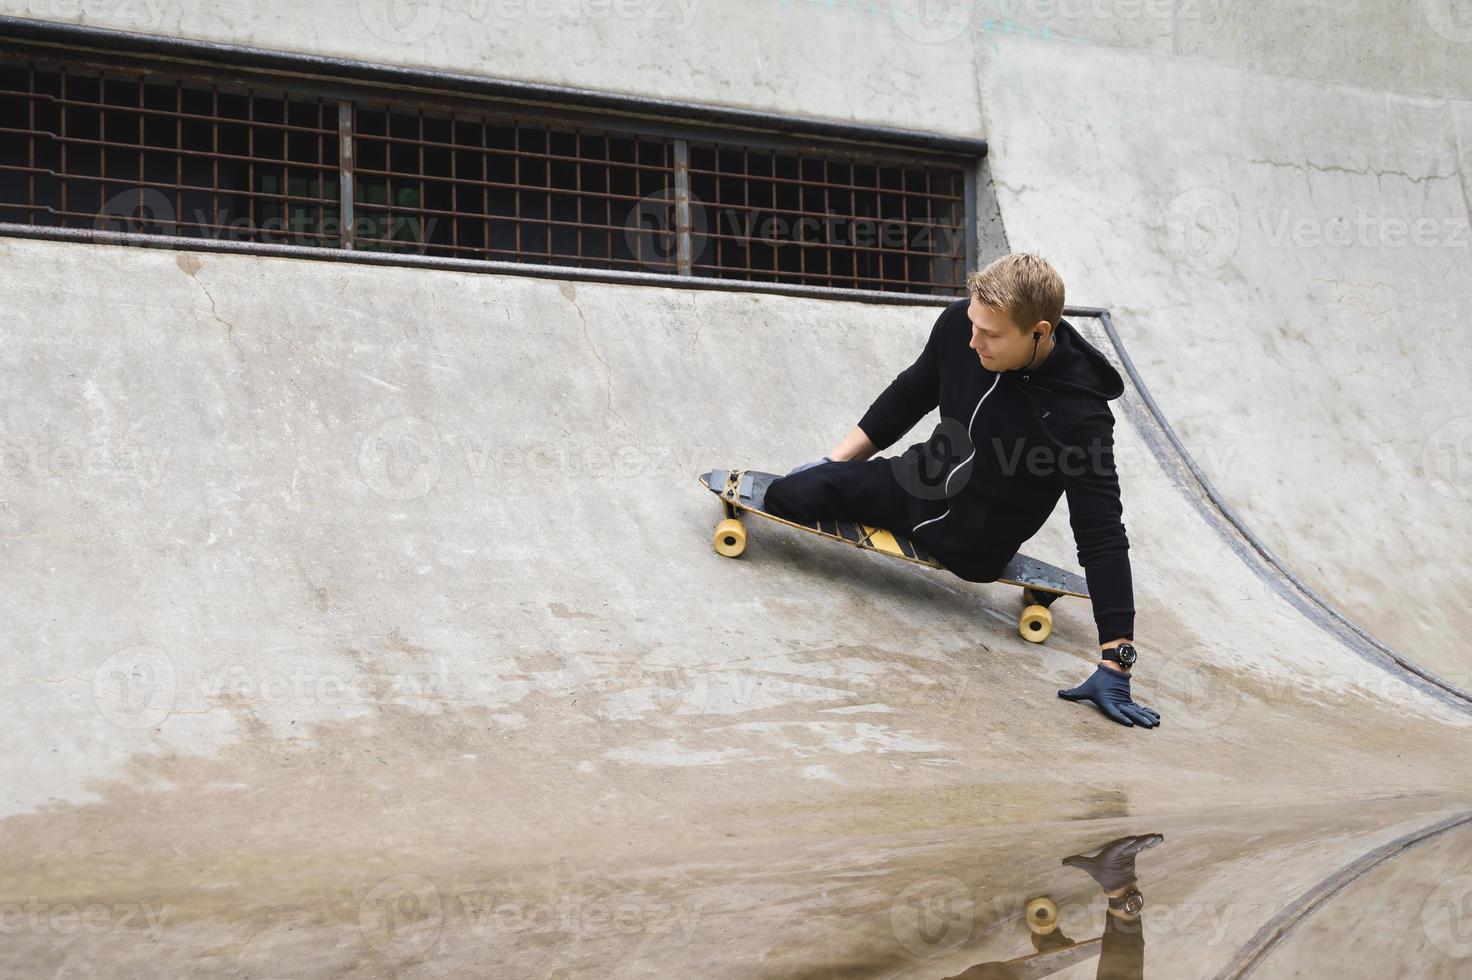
[1108,887,1144,915]
[1102,643,1137,668]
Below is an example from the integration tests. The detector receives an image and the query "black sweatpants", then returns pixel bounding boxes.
[764,458,1020,583]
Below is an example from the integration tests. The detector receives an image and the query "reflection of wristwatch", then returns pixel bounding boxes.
[1102,643,1137,668]
[1108,887,1144,915]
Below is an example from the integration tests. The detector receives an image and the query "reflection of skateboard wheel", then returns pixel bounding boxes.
[713,518,747,557]
[1025,895,1059,934]
[1019,604,1053,643]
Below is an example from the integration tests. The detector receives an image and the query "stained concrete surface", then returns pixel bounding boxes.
[3,1,1472,976]
[2,238,1470,976]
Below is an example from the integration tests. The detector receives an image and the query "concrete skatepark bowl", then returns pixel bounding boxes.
[2,3,1472,977]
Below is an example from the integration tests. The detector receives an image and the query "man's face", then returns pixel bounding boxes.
[967,298,1039,371]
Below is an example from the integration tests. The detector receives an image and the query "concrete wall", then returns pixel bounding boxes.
[4,1,1466,677]
[5,7,1472,968]
[976,30,1472,679]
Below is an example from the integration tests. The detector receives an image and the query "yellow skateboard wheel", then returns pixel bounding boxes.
[1025,895,1059,933]
[713,518,747,558]
[1019,604,1053,643]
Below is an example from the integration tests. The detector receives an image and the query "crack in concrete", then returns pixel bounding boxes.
[1243,156,1457,185]
[1452,108,1472,236]
[559,283,632,433]
[177,256,246,365]
[686,295,703,352]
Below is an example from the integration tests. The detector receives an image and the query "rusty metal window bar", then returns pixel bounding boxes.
[685,141,967,293]
[0,50,972,295]
[0,59,341,246]
[347,101,676,272]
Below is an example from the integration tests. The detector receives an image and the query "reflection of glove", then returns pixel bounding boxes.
[1062,834,1164,893]
[785,455,834,477]
[1058,666,1161,728]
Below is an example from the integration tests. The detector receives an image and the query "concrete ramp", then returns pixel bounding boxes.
[975,30,1472,688]
[2,234,1471,975]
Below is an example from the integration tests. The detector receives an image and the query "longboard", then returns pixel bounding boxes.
[1004,937,1102,979]
[699,468,1090,643]
[944,937,1102,980]
[943,893,1105,978]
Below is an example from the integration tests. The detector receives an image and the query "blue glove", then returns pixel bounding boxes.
[785,455,834,477]
[1058,665,1161,728]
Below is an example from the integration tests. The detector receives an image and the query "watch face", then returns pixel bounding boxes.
[1122,891,1144,915]
[1117,644,1137,667]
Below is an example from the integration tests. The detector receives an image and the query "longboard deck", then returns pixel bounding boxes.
[944,936,1103,979]
[699,468,1089,601]
[1002,936,1102,978]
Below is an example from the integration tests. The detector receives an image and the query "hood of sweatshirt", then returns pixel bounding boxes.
[991,317,1126,447]
[1002,317,1124,402]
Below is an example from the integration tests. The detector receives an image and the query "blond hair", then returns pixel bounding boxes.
[966,253,1065,331]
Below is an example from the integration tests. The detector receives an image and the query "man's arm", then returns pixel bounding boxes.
[852,304,951,452]
[1059,411,1136,651]
[827,425,880,462]
[1055,420,1159,728]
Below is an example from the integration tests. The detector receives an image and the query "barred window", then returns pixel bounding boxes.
[686,141,967,292]
[348,102,677,272]
[0,46,977,295]
[0,61,342,247]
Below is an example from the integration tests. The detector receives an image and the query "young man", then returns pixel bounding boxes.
[766,253,1160,729]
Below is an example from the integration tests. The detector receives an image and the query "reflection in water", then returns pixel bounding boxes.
[943,834,1163,980]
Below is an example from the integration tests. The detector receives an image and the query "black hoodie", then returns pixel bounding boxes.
[857,299,1134,644]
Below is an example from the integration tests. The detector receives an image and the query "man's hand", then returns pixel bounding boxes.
[1058,664,1161,728]
[1062,834,1164,892]
[785,455,833,477]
